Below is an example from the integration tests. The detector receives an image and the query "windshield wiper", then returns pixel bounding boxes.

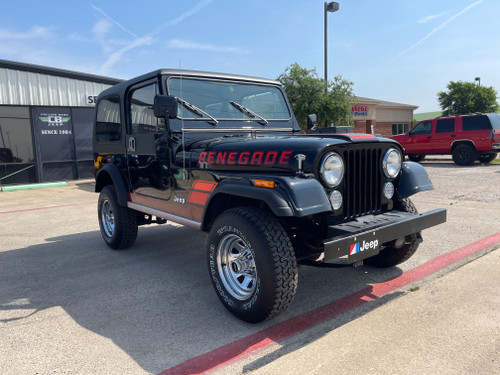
[230,101,268,126]
[176,97,218,125]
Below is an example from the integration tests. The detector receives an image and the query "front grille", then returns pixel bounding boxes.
[341,147,383,220]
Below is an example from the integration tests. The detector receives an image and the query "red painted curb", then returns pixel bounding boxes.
[0,202,94,215]
[159,231,500,375]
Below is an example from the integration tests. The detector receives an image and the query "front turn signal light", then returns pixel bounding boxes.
[253,180,276,189]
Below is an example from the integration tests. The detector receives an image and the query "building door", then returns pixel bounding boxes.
[32,107,77,182]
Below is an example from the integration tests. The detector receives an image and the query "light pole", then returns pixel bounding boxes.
[475,77,481,86]
[324,1,339,91]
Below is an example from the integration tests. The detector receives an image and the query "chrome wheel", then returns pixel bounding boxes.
[101,199,115,238]
[216,234,257,300]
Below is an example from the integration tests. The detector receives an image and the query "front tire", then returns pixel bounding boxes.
[207,207,298,323]
[98,185,138,249]
[364,198,420,268]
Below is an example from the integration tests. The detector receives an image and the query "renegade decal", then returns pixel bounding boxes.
[199,150,292,167]
[188,180,218,206]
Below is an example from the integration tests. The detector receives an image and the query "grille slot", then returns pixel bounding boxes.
[342,147,382,220]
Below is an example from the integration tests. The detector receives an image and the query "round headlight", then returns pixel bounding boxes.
[320,152,344,187]
[382,148,402,178]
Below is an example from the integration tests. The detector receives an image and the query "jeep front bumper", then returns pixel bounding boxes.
[323,209,447,264]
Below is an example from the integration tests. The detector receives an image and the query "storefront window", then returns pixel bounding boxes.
[0,111,37,185]
[392,123,409,135]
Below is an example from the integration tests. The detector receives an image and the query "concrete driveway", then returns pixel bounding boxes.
[0,159,499,374]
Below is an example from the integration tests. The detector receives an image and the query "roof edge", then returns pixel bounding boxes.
[0,59,123,86]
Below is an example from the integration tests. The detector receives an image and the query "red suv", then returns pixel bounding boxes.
[391,113,500,165]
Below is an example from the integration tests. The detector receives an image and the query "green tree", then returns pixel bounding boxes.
[437,80,499,116]
[277,63,355,130]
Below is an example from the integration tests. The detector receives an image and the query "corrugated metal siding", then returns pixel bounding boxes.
[0,68,113,107]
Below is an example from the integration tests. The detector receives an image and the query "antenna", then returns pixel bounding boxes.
[179,60,187,180]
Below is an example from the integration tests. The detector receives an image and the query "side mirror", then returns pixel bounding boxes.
[154,95,178,119]
[307,114,317,131]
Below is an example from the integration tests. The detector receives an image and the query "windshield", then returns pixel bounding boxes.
[166,77,291,121]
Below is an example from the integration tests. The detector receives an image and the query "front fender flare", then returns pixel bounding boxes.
[204,176,332,219]
[398,161,434,198]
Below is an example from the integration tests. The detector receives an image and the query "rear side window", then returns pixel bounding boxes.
[462,115,491,131]
[96,96,121,142]
[436,118,455,133]
[487,114,500,130]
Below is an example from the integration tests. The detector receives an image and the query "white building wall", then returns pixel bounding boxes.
[0,68,113,107]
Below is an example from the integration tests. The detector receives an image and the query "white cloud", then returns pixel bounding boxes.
[392,0,484,62]
[0,26,54,40]
[91,4,137,38]
[92,19,113,40]
[418,12,448,24]
[167,39,250,54]
[95,0,216,74]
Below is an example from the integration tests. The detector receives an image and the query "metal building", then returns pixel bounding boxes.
[0,59,121,186]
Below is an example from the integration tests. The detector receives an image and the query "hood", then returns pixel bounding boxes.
[182,134,396,173]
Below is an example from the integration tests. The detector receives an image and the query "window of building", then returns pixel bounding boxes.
[462,115,491,131]
[130,83,163,133]
[96,96,121,142]
[0,107,37,185]
[392,123,409,135]
[436,118,455,133]
[409,121,432,135]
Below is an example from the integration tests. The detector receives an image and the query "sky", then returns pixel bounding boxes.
[0,0,498,113]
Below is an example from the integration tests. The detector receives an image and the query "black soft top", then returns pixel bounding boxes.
[98,69,282,99]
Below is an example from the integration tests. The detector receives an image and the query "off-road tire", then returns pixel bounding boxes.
[477,153,497,164]
[207,207,298,323]
[98,185,138,249]
[452,144,476,165]
[364,198,420,268]
[408,154,426,162]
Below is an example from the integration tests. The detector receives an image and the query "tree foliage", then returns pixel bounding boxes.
[277,63,355,130]
[437,80,499,116]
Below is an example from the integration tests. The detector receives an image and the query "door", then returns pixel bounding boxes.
[432,118,456,152]
[404,120,434,154]
[126,81,173,201]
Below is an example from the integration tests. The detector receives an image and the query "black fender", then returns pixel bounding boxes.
[95,164,129,207]
[204,176,332,219]
[398,161,434,198]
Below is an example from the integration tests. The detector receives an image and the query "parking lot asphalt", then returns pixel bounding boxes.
[0,159,499,375]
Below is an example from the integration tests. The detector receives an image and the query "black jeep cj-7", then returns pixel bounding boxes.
[93,69,446,323]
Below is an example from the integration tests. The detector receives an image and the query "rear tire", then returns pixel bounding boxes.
[364,198,420,268]
[452,144,476,165]
[98,185,138,249]
[408,154,426,162]
[477,153,497,164]
[207,207,298,323]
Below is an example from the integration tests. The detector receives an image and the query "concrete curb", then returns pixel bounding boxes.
[0,181,67,192]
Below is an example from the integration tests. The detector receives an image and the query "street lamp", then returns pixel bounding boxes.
[324,1,340,91]
[475,77,481,86]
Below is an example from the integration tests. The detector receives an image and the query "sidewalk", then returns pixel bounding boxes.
[216,247,500,375]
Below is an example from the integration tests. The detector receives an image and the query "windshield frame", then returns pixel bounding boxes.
[164,75,292,125]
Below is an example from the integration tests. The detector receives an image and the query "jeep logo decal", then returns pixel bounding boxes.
[349,239,379,255]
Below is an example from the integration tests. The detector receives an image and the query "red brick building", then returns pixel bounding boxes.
[352,97,418,137]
